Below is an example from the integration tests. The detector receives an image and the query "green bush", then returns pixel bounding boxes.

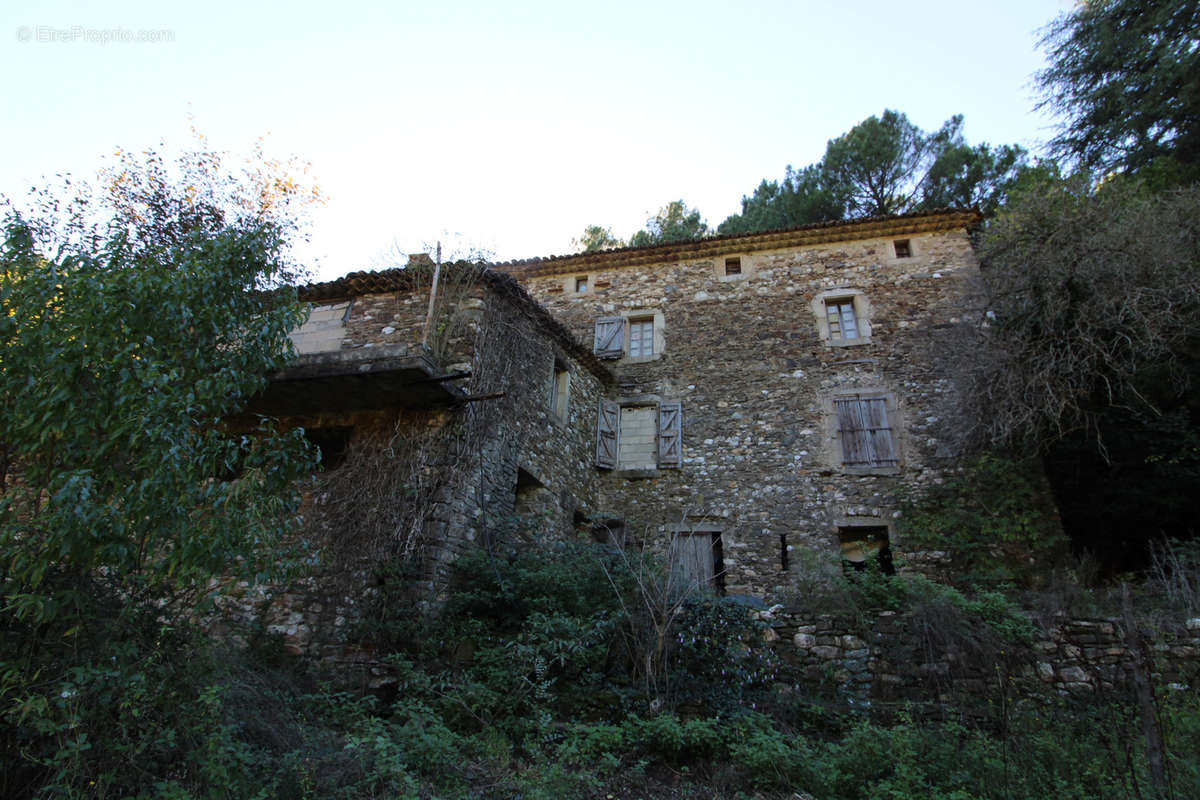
[898,455,1069,588]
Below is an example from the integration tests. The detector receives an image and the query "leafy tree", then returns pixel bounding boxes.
[0,141,320,795]
[820,109,934,217]
[968,175,1200,565]
[717,164,843,235]
[572,224,624,252]
[919,138,1030,215]
[1038,0,1200,184]
[719,111,1027,234]
[628,200,709,247]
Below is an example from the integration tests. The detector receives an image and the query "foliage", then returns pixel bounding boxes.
[668,599,780,712]
[1147,538,1200,619]
[898,455,1069,588]
[628,200,709,247]
[716,164,844,235]
[821,108,941,217]
[971,176,1200,450]
[1038,0,1200,184]
[8,533,1199,798]
[718,110,1027,234]
[571,224,624,252]
[0,139,320,797]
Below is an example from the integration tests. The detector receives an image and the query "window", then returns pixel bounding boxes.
[839,525,895,575]
[575,275,589,293]
[628,318,654,358]
[592,310,665,360]
[834,395,898,470]
[724,257,742,276]
[811,289,871,346]
[549,361,569,422]
[595,399,682,471]
[825,298,859,342]
[290,300,352,354]
[893,239,912,258]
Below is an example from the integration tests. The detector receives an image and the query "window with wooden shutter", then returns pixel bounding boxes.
[593,317,625,359]
[657,401,682,467]
[835,396,898,468]
[825,299,859,341]
[628,318,654,357]
[595,399,619,469]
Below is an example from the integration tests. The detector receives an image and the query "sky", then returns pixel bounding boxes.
[2,0,1073,282]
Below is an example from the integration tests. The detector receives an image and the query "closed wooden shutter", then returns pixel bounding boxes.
[595,399,619,469]
[593,317,625,358]
[835,397,897,467]
[657,401,682,467]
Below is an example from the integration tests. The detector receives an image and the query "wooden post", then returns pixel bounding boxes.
[1122,583,1171,799]
[422,241,442,348]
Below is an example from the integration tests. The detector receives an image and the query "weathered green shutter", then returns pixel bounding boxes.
[595,399,619,469]
[593,317,625,359]
[657,401,682,467]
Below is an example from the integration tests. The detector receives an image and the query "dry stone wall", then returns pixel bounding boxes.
[762,608,1200,708]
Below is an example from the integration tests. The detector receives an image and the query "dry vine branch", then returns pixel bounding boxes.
[962,179,1200,451]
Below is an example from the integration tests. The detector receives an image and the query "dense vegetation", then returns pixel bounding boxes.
[5,535,1197,799]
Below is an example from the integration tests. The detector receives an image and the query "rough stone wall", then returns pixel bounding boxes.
[513,229,980,597]
[226,278,609,655]
[763,609,1200,707]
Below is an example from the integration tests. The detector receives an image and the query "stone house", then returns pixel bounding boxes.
[234,265,612,639]
[262,208,983,614]
[240,211,1200,697]
[492,209,983,598]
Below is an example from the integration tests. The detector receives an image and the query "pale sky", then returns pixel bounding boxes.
[2,1,1072,282]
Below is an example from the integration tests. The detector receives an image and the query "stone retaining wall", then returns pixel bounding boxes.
[760,607,1200,706]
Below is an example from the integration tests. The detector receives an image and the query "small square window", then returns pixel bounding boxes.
[825,299,859,341]
[893,239,912,259]
[575,276,589,293]
[724,257,742,276]
[628,318,655,358]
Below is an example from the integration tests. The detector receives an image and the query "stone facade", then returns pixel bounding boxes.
[232,266,614,653]
[496,209,982,597]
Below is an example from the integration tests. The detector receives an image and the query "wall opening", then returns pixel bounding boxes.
[838,525,895,575]
[304,426,354,471]
[670,530,725,596]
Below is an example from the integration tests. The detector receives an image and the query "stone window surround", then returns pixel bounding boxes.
[884,235,920,262]
[811,288,872,347]
[616,308,666,363]
[564,273,598,295]
[820,387,902,475]
[549,356,570,424]
[713,252,755,282]
[834,518,895,574]
[598,393,681,477]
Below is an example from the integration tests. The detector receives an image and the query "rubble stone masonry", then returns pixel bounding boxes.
[502,215,980,597]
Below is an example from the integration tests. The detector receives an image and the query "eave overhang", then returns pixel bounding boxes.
[244,345,465,418]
